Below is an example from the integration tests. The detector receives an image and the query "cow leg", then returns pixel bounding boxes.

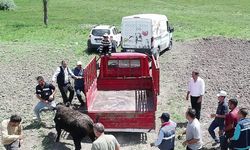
[72,136,81,150]
[55,123,61,142]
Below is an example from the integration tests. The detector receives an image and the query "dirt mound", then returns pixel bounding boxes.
[0,37,249,149]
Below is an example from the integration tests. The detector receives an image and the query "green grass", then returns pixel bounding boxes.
[1,0,250,54]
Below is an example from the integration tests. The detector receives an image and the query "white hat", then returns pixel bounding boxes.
[217,90,227,97]
[103,33,109,37]
[77,61,82,65]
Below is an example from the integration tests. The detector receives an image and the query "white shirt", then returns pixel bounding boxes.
[52,67,76,84]
[188,77,205,97]
[186,118,202,149]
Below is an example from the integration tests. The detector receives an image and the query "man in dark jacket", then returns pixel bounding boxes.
[208,90,229,146]
[150,112,176,150]
[52,60,82,107]
[73,61,85,107]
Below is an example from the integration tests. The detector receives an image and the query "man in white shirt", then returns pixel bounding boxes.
[52,60,82,107]
[186,70,205,120]
[182,108,202,150]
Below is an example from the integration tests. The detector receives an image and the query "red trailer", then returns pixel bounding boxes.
[83,52,159,132]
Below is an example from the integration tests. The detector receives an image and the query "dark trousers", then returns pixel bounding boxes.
[220,134,230,150]
[58,83,74,105]
[208,120,224,141]
[191,96,201,120]
[4,140,20,150]
[75,86,85,106]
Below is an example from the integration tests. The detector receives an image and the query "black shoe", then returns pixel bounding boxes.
[65,102,71,107]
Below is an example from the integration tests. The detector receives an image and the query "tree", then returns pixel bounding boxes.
[43,0,48,26]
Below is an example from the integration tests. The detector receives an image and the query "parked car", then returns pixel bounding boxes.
[121,14,174,59]
[87,25,121,52]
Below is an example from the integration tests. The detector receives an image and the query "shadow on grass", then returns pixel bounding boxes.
[42,132,72,150]
[23,121,55,130]
[176,121,188,128]
[23,122,42,130]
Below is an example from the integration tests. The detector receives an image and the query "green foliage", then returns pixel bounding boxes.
[0,0,250,54]
[0,0,16,10]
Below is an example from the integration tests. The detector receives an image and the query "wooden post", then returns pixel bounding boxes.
[43,0,48,26]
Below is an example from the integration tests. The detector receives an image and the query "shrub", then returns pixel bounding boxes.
[0,0,16,10]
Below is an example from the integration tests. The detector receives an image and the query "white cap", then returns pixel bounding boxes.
[77,61,82,65]
[217,90,227,97]
[103,33,109,37]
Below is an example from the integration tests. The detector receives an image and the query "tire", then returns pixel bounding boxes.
[87,40,92,51]
[167,38,173,50]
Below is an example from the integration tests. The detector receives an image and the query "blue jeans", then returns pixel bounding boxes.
[33,101,56,121]
[208,120,224,141]
[4,140,20,150]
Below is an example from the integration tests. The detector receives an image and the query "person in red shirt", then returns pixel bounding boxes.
[220,98,239,150]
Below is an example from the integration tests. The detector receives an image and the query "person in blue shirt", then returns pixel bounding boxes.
[230,108,250,150]
[73,61,85,107]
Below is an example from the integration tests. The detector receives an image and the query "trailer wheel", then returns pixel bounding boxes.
[167,38,173,50]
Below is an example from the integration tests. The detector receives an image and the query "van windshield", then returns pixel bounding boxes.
[92,29,110,36]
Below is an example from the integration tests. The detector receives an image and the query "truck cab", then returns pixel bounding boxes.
[83,53,159,132]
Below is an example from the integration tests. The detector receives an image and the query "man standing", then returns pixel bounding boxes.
[150,112,176,150]
[99,33,112,55]
[186,70,205,120]
[230,108,250,150]
[52,60,81,106]
[208,90,229,145]
[73,61,85,107]
[91,123,120,150]
[221,98,239,150]
[182,108,202,150]
[34,76,56,122]
[1,115,23,150]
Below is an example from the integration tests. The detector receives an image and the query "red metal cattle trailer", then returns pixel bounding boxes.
[83,52,159,132]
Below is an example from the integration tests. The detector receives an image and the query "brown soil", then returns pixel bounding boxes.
[0,37,250,150]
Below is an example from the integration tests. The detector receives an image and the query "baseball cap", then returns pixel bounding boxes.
[77,61,82,66]
[217,90,227,97]
[159,112,170,122]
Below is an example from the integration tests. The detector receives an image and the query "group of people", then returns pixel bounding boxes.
[1,63,249,150]
[151,70,250,150]
[33,60,85,123]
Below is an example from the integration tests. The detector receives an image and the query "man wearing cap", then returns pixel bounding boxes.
[52,60,82,107]
[99,33,112,55]
[208,90,229,146]
[150,112,176,150]
[73,61,85,107]
[186,70,205,120]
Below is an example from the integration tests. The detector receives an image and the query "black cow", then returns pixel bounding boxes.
[54,104,95,150]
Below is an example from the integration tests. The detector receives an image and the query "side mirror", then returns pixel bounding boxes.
[169,25,174,33]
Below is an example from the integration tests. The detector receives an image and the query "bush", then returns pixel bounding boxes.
[0,0,16,10]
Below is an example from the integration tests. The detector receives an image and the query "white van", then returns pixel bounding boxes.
[121,14,174,59]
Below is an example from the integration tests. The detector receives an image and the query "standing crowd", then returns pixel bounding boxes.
[1,56,249,150]
[151,70,250,150]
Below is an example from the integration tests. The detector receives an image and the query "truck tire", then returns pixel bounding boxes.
[167,38,173,50]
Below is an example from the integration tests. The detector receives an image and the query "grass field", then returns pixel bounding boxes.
[1,0,250,55]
